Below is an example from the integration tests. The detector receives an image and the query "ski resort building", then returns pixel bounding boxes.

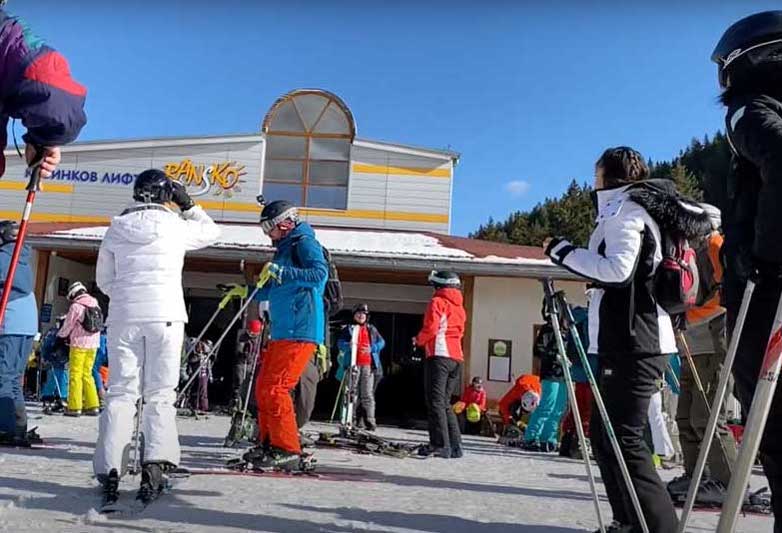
[3,89,585,417]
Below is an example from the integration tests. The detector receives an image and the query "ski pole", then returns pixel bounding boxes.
[718,279,782,533]
[330,370,348,423]
[179,283,243,368]
[552,283,649,533]
[543,280,605,533]
[0,148,45,327]
[678,280,754,533]
[129,357,145,477]
[239,325,265,437]
[176,285,262,406]
[676,329,734,473]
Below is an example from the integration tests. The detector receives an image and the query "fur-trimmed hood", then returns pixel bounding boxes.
[627,179,712,239]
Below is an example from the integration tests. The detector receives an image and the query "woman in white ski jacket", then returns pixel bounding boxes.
[93,169,220,500]
[545,147,710,533]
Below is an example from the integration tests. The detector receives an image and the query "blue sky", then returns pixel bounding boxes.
[10,1,780,236]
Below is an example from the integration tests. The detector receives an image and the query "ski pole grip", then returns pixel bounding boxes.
[26,145,46,192]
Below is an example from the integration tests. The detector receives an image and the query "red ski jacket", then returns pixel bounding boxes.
[499,374,542,424]
[461,385,487,411]
[415,288,466,362]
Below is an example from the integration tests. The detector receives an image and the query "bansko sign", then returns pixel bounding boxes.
[45,159,247,198]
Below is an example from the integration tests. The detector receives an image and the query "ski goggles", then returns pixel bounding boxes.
[260,206,299,235]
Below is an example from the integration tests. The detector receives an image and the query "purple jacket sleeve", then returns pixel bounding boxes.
[0,11,87,149]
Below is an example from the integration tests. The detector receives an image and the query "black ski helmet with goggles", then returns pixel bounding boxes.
[353,303,369,315]
[133,169,174,204]
[427,270,461,289]
[712,10,782,88]
[259,199,300,235]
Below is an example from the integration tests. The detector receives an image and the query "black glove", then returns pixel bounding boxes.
[170,180,195,211]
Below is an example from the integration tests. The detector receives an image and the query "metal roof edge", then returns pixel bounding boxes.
[27,236,581,280]
[353,138,460,162]
[5,134,265,155]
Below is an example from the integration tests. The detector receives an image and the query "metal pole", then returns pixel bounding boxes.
[678,281,754,532]
[544,280,605,532]
[553,283,649,533]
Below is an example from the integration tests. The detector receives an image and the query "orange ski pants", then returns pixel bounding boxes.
[255,340,316,454]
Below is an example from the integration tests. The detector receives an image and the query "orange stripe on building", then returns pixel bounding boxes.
[0,182,74,193]
[352,163,451,178]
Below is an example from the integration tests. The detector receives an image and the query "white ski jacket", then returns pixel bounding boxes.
[546,182,679,356]
[96,203,220,324]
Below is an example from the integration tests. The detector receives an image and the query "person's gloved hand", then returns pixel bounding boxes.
[258,262,283,287]
[219,284,248,309]
[170,180,195,211]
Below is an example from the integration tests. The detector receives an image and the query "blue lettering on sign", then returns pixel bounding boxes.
[44,169,138,187]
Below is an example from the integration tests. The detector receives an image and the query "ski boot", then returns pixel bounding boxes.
[100,469,120,508]
[247,446,306,471]
[593,521,636,533]
[136,462,168,505]
[745,486,772,513]
[521,440,542,452]
[667,474,691,501]
[416,444,451,458]
[25,426,43,445]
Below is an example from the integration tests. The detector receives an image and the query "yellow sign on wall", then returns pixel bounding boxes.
[163,159,247,198]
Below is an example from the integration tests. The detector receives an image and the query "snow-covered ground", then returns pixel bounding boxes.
[0,404,772,532]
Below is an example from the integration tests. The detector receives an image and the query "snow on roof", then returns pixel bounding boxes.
[34,223,554,269]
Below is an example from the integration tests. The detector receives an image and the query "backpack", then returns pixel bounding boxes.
[293,237,343,317]
[81,305,104,333]
[321,247,343,317]
[692,232,722,307]
[654,231,700,316]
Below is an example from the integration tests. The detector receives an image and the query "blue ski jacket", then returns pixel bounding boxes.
[254,222,328,344]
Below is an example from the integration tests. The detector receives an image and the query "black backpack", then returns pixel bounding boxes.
[293,237,343,317]
[81,305,104,333]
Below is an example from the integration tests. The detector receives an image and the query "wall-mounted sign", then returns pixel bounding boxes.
[487,338,512,382]
[163,159,247,198]
[40,303,52,323]
[43,159,248,198]
[57,277,69,297]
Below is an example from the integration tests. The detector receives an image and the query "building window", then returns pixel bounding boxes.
[262,90,356,210]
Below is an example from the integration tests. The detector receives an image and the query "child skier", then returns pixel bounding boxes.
[58,281,102,417]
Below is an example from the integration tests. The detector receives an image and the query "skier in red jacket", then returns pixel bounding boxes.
[414,270,466,459]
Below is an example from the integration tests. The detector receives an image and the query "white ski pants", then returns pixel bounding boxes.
[648,390,675,459]
[93,322,184,476]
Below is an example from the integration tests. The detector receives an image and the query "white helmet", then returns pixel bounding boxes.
[521,390,540,413]
[67,281,88,300]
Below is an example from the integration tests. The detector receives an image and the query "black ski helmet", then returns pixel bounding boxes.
[712,11,782,88]
[260,200,299,234]
[428,270,461,289]
[353,303,369,315]
[133,169,174,204]
[0,220,17,244]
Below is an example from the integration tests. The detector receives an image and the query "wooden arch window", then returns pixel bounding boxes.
[262,89,355,209]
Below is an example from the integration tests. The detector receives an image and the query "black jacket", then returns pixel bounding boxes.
[724,94,782,276]
[546,180,710,356]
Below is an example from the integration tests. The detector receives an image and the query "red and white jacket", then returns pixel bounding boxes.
[415,288,466,362]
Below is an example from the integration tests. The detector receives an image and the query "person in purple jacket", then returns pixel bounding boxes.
[0,4,87,447]
[0,6,87,178]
